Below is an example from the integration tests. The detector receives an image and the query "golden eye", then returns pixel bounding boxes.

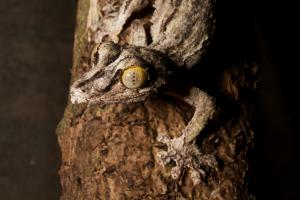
[121,66,148,89]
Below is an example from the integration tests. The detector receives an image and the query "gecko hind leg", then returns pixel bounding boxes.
[129,19,148,46]
[111,0,149,40]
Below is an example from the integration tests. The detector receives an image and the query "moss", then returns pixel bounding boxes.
[71,103,87,117]
[56,0,90,136]
[72,0,90,76]
[56,118,68,136]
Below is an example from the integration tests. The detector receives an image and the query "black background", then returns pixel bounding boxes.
[0,0,76,199]
[254,1,300,199]
[0,0,298,199]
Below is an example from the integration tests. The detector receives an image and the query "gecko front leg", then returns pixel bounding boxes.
[156,87,217,183]
[181,87,215,143]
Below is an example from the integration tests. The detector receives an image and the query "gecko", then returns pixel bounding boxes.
[70,0,216,184]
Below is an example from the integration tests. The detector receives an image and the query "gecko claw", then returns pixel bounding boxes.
[156,133,217,185]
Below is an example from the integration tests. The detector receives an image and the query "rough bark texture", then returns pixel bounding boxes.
[57,0,257,199]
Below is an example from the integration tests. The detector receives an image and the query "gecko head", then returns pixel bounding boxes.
[70,42,171,104]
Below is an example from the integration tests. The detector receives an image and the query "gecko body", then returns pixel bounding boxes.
[71,0,216,183]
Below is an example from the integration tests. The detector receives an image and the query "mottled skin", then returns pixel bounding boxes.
[71,0,216,182]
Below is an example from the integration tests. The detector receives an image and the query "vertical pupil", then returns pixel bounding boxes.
[122,66,147,89]
[131,72,137,84]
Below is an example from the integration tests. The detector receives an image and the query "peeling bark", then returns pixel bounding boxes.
[57,0,257,199]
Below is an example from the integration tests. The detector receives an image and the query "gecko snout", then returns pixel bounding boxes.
[70,87,88,104]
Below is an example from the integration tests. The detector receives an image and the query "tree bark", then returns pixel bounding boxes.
[57,0,257,199]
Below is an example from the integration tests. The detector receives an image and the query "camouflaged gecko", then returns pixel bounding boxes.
[70,0,216,183]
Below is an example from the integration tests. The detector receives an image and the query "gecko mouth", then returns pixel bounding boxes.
[99,94,147,104]
[70,88,148,104]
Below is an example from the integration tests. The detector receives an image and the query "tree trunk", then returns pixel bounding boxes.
[57,0,257,199]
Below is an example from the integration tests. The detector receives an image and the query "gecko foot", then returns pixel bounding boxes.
[156,134,217,185]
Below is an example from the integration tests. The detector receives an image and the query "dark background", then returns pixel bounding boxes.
[0,0,77,199]
[0,0,298,199]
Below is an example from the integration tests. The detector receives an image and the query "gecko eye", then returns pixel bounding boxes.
[121,66,148,89]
